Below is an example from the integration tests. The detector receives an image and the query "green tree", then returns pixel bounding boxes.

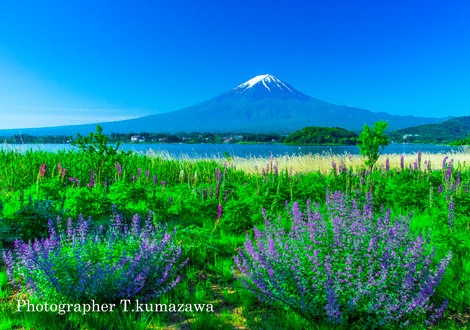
[71,125,130,185]
[357,121,389,169]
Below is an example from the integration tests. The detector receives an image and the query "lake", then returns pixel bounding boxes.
[0,143,464,158]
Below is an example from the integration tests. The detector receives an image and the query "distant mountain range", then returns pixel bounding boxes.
[0,74,446,136]
[391,116,470,143]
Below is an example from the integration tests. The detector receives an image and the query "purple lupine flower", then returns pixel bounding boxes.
[448,198,455,228]
[400,155,404,170]
[3,212,186,304]
[442,156,449,169]
[131,214,140,235]
[145,170,150,179]
[331,160,337,174]
[438,185,443,194]
[87,168,95,187]
[153,175,157,185]
[445,164,452,183]
[339,159,345,173]
[217,203,223,220]
[417,150,422,169]
[413,161,418,171]
[234,191,451,327]
[385,158,390,173]
[115,163,122,176]
[137,168,142,178]
[161,180,167,188]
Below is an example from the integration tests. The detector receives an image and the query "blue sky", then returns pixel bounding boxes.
[0,0,469,129]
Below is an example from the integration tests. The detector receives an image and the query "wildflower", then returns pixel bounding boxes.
[3,213,186,304]
[234,192,451,327]
[217,203,223,220]
[445,164,452,183]
[442,156,449,169]
[115,163,122,176]
[417,150,422,169]
[448,198,455,228]
[38,164,46,179]
[87,168,95,187]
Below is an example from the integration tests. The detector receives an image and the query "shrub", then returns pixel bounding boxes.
[233,191,451,328]
[1,197,56,244]
[2,211,187,304]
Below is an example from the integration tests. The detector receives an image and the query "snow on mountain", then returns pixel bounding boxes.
[229,74,309,100]
[234,74,291,92]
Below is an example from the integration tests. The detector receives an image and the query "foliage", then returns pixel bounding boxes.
[391,116,470,144]
[71,125,130,186]
[0,148,470,328]
[284,126,358,145]
[0,197,56,244]
[357,120,389,169]
[2,211,187,304]
[450,132,470,146]
[234,192,451,328]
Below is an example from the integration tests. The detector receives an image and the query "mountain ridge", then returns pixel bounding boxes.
[0,74,446,136]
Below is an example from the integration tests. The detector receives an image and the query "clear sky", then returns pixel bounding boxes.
[0,0,469,129]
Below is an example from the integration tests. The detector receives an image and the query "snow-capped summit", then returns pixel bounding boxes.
[235,74,286,90]
[230,74,309,100]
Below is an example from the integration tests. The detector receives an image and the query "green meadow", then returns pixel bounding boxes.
[0,139,469,329]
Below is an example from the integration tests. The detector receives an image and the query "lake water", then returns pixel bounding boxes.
[0,143,464,158]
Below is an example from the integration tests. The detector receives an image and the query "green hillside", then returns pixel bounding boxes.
[390,116,470,144]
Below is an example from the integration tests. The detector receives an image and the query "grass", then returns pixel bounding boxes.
[0,147,469,329]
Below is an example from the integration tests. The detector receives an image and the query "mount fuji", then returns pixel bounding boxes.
[0,74,444,136]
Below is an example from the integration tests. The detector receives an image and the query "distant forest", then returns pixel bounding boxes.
[1,131,286,145]
[389,116,470,144]
[3,118,469,146]
[284,126,358,145]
